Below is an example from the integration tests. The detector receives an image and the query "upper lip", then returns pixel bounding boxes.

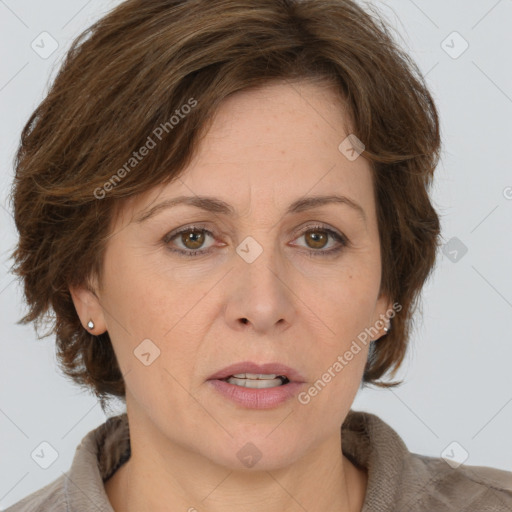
[207,361,306,383]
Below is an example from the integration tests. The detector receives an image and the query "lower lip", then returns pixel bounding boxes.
[208,379,305,409]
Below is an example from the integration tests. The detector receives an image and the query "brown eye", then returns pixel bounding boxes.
[293,224,348,257]
[180,230,206,250]
[165,223,347,258]
[165,225,216,256]
[304,229,329,250]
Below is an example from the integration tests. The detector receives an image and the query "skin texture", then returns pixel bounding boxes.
[70,80,392,512]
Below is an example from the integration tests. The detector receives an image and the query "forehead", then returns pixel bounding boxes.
[119,80,375,225]
[198,80,354,162]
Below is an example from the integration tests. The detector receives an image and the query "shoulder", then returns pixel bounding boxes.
[342,410,512,512]
[4,413,129,512]
[3,475,67,512]
[408,452,512,511]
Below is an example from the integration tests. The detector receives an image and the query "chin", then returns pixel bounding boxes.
[197,430,307,472]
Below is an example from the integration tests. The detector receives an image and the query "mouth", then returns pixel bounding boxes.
[220,373,290,388]
[207,361,305,386]
[207,363,306,409]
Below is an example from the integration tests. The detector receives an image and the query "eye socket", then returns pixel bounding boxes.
[163,224,216,256]
[163,223,349,258]
[292,226,346,253]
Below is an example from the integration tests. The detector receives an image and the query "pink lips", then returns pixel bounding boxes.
[207,361,307,383]
[206,361,307,409]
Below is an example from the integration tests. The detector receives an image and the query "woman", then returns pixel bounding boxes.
[6,0,512,510]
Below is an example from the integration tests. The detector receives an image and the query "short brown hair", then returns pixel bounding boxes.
[10,0,441,406]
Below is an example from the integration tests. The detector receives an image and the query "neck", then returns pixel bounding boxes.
[104,403,367,512]
[105,395,367,512]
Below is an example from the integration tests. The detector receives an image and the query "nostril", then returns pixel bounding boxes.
[240,318,248,324]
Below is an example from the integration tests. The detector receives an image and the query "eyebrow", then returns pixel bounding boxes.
[134,194,367,225]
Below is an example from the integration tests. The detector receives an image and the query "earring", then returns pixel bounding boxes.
[384,321,391,333]
[87,320,95,330]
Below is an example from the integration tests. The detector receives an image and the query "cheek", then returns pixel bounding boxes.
[308,267,380,345]
[299,270,376,403]
[301,326,370,423]
[101,252,211,385]
[102,245,202,336]
[122,355,203,432]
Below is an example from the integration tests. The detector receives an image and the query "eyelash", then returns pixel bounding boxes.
[163,223,349,258]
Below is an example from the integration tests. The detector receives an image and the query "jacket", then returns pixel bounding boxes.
[5,410,512,511]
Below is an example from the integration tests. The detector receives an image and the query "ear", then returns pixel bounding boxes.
[69,279,107,335]
[371,291,395,340]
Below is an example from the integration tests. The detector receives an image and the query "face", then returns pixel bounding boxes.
[71,80,392,471]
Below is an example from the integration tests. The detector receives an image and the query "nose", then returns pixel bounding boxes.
[224,244,296,335]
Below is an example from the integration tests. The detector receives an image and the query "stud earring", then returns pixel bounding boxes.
[87,320,95,330]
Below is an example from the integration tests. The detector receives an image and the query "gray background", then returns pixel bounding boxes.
[1,0,511,508]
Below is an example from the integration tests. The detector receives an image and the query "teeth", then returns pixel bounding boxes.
[232,373,278,379]
[227,376,284,388]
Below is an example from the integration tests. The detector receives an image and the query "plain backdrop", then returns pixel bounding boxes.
[1,0,511,508]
